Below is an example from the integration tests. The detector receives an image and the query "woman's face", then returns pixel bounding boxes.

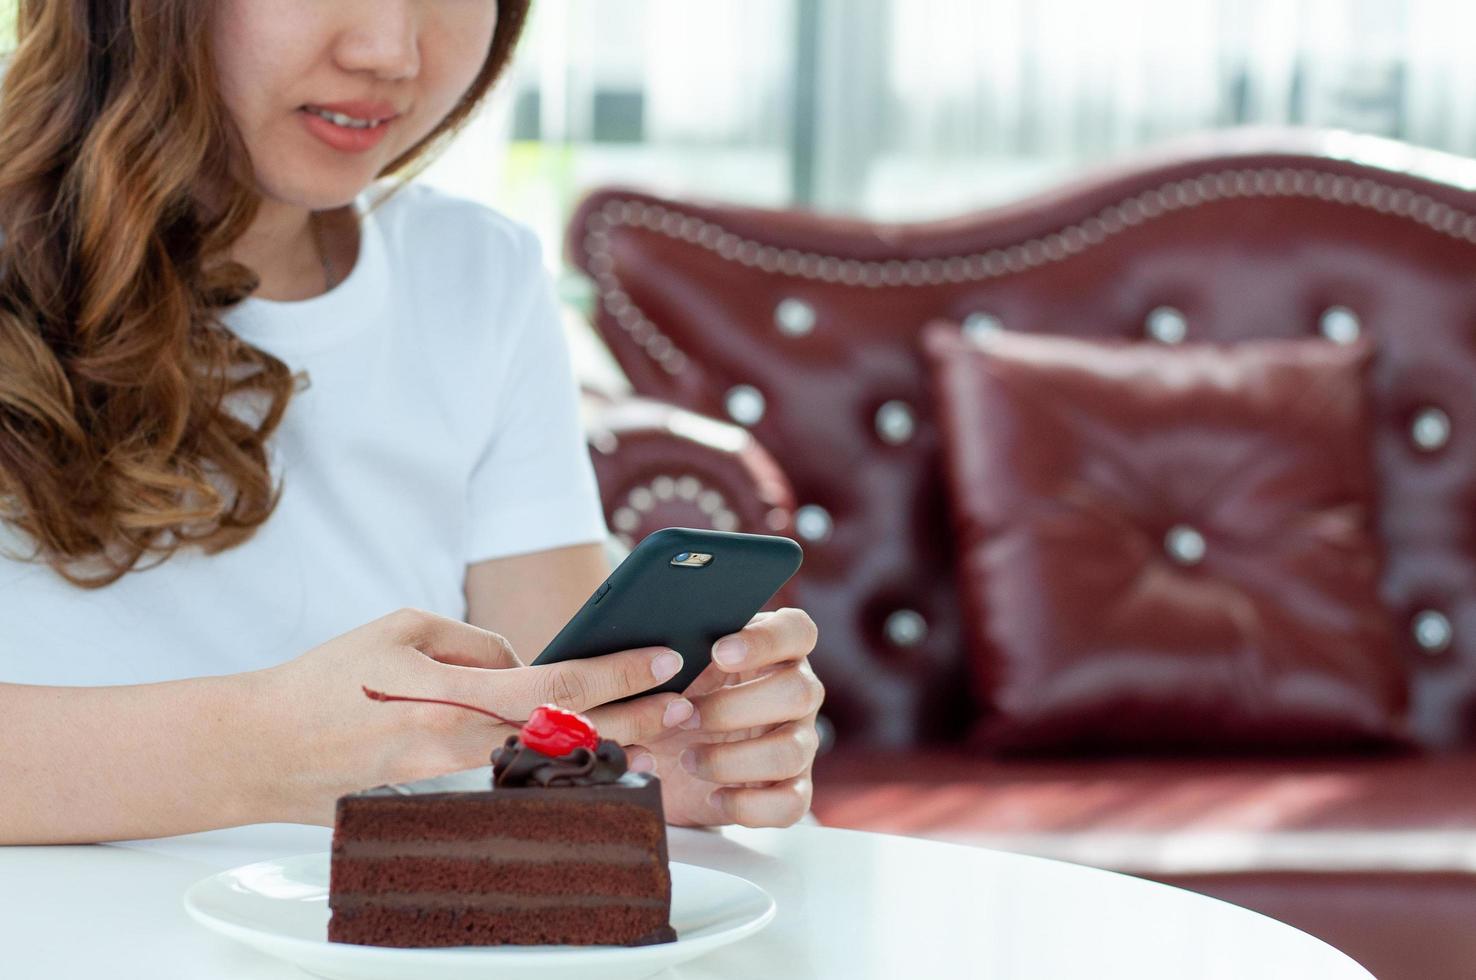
[210,0,499,210]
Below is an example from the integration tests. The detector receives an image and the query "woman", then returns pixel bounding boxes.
[0,0,822,844]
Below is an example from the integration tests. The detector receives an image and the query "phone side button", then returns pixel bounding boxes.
[593,582,612,604]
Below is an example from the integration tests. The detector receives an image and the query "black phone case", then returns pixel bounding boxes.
[530,527,804,699]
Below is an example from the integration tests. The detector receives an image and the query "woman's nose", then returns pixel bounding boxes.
[332,0,421,81]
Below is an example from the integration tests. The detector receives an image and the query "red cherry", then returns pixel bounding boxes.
[519,704,601,757]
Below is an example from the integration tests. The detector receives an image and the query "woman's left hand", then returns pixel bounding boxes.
[625,608,823,828]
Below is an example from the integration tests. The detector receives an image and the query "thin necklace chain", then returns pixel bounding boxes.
[308,210,336,292]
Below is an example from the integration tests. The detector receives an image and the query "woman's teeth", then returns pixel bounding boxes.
[305,107,383,129]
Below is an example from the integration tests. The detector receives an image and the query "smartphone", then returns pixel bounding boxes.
[531,527,804,699]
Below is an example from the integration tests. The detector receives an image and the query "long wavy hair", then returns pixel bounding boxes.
[0,0,532,586]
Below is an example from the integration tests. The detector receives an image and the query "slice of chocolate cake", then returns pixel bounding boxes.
[328,692,677,948]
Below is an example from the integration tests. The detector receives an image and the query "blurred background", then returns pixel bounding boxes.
[426,0,1476,256]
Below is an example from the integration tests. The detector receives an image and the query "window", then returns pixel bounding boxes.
[424,0,1476,243]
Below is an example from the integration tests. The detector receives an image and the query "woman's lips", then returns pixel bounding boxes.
[298,103,398,154]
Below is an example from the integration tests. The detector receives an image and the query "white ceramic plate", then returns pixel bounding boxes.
[184,852,775,980]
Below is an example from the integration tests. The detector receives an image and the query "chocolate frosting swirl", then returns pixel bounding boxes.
[490,734,629,788]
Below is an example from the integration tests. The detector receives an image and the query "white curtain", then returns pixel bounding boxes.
[843,0,1476,214]
[643,0,792,146]
[425,0,1476,221]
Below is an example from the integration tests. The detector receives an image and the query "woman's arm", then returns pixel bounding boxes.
[0,670,283,845]
[1,605,693,845]
[464,541,610,659]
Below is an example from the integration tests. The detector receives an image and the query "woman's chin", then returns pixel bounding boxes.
[255,176,376,212]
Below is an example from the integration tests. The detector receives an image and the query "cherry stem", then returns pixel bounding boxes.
[361,686,525,728]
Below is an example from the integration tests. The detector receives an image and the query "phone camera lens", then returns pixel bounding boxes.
[674,552,691,562]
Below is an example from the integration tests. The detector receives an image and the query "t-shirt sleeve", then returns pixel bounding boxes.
[464,230,608,564]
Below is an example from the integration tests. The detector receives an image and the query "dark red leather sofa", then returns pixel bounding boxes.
[571,129,1476,980]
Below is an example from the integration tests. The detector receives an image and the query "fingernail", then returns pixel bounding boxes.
[662,699,695,728]
[679,748,698,774]
[651,651,683,681]
[707,787,726,811]
[678,707,702,730]
[712,637,747,668]
[630,752,656,774]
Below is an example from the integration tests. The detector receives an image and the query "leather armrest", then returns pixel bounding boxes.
[582,387,797,552]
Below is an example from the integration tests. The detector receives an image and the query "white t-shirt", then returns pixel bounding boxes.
[0,183,608,686]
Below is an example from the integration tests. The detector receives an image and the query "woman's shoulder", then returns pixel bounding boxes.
[365,180,540,272]
[359,182,556,365]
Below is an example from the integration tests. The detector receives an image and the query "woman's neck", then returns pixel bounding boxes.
[232,197,355,302]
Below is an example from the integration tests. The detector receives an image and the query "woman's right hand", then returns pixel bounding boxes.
[253,607,692,825]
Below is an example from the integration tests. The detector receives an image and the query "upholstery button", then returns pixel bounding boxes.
[775,298,817,337]
[627,487,654,512]
[612,507,640,532]
[1319,306,1361,344]
[794,504,833,542]
[963,312,1005,338]
[724,384,766,426]
[815,713,837,755]
[874,400,917,446]
[1146,306,1188,344]
[1413,610,1453,654]
[885,609,928,648]
[1164,525,1207,566]
[1411,408,1451,452]
[697,489,727,515]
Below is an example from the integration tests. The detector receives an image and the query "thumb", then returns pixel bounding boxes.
[387,609,524,669]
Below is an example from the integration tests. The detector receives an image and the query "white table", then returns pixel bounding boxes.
[1,822,1371,979]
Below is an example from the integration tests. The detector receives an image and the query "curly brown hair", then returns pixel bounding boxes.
[0,0,532,587]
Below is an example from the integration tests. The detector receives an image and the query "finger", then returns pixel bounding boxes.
[709,775,813,828]
[688,661,824,733]
[582,691,696,747]
[385,608,523,669]
[513,646,684,713]
[710,607,819,674]
[679,719,817,784]
[621,744,659,775]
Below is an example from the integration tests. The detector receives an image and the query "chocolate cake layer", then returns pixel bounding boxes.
[327,903,677,948]
[329,766,674,948]
[331,892,669,910]
[335,796,667,846]
[336,839,651,862]
[331,857,669,897]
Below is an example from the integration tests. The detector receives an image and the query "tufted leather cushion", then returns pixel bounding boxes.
[810,748,1476,840]
[922,326,1405,751]
[567,130,1476,749]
